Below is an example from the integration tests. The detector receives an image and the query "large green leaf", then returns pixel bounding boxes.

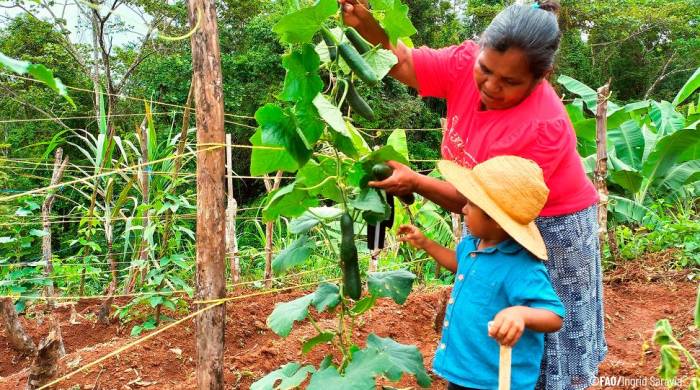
[672,67,700,106]
[366,334,431,387]
[364,48,398,80]
[289,206,343,234]
[649,101,685,136]
[368,0,417,46]
[367,270,415,304]
[350,187,390,224]
[641,127,700,184]
[655,159,700,191]
[0,52,75,108]
[256,103,314,167]
[307,347,392,390]
[267,293,315,337]
[609,120,644,169]
[608,195,658,226]
[386,129,409,161]
[302,332,335,354]
[272,235,316,275]
[608,153,643,194]
[556,75,619,113]
[273,0,338,44]
[281,44,323,103]
[250,129,299,176]
[570,118,595,141]
[312,282,341,312]
[263,183,319,221]
[296,157,343,202]
[658,345,680,381]
[251,362,315,390]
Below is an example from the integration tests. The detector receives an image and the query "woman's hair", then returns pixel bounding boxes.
[480,0,562,79]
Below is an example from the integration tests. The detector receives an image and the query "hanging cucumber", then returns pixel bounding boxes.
[371,163,416,205]
[340,213,361,300]
[321,27,378,86]
[345,27,372,54]
[345,79,374,120]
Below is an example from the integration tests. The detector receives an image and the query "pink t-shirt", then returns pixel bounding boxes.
[412,40,598,217]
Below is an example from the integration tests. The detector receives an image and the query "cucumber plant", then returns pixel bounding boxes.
[249,0,431,388]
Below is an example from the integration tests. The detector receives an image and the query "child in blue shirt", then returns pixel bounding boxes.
[398,156,566,390]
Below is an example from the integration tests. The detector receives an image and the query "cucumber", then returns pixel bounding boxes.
[345,27,372,54]
[346,80,374,120]
[370,163,416,205]
[321,30,337,62]
[340,213,361,300]
[338,42,379,86]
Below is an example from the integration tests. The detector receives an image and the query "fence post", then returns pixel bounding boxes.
[189,0,227,388]
[225,134,240,284]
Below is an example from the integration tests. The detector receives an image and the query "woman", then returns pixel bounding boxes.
[340,1,606,389]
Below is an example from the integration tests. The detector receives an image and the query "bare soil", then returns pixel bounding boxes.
[0,256,697,389]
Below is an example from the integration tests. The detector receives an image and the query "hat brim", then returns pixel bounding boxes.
[438,160,548,260]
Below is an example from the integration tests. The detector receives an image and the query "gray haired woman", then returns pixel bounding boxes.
[339,0,607,389]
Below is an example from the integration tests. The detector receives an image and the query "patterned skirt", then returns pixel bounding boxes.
[535,204,607,390]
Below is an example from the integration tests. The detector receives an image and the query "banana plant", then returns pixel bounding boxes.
[559,69,700,226]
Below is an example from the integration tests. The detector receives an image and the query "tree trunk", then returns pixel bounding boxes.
[42,148,69,307]
[25,319,62,390]
[190,0,227,388]
[1,298,36,355]
[595,82,612,261]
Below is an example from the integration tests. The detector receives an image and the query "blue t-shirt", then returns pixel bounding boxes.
[432,235,566,390]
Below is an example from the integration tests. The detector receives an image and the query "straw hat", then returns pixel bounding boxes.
[438,156,550,260]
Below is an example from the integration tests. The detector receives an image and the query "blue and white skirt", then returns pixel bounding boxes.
[535,204,607,390]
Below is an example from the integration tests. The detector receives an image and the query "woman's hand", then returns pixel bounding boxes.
[338,0,372,29]
[368,160,418,196]
[397,224,428,249]
[488,307,526,347]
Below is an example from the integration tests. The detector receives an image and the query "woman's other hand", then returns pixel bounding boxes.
[368,160,418,197]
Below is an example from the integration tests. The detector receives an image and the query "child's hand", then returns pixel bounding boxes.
[397,224,428,249]
[488,307,526,347]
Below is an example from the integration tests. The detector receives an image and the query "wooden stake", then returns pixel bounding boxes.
[25,319,62,390]
[263,171,283,288]
[189,0,226,387]
[225,134,240,284]
[0,298,36,355]
[498,345,512,390]
[595,82,618,261]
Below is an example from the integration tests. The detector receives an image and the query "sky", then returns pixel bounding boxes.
[1,0,152,48]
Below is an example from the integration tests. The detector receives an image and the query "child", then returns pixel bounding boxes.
[397,156,565,390]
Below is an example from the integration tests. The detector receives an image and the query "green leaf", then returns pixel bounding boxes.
[307,347,392,390]
[350,294,377,315]
[296,157,343,202]
[255,103,309,166]
[363,48,398,80]
[29,229,49,237]
[0,237,16,244]
[368,0,417,46]
[641,127,700,185]
[565,100,586,122]
[658,345,680,380]
[282,45,323,103]
[608,195,659,226]
[272,235,316,275]
[609,120,644,169]
[267,293,315,337]
[366,334,431,387]
[656,160,700,191]
[312,282,341,312]
[302,332,335,354]
[312,93,353,148]
[263,183,319,222]
[350,187,389,224]
[273,0,338,44]
[290,207,343,234]
[319,355,334,370]
[673,67,700,106]
[650,101,685,136]
[386,129,409,162]
[557,75,598,111]
[251,362,315,390]
[249,130,299,176]
[0,52,75,109]
[367,270,415,304]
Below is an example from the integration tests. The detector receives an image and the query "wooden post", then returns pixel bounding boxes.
[594,82,618,261]
[25,319,62,390]
[189,0,227,388]
[0,298,36,355]
[42,148,69,307]
[263,171,283,288]
[225,134,240,284]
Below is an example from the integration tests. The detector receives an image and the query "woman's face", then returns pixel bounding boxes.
[473,47,543,110]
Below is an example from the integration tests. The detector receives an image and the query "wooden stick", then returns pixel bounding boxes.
[498,345,512,390]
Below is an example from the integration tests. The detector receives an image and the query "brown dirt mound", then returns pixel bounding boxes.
[0,279,697,389]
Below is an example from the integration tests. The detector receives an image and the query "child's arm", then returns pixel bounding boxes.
[488,306,563,347]
[397,224,457,273]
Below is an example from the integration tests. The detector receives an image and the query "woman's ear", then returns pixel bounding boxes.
[542,68,554,80]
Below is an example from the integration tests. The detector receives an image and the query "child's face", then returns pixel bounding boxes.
[462,201,503,240]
